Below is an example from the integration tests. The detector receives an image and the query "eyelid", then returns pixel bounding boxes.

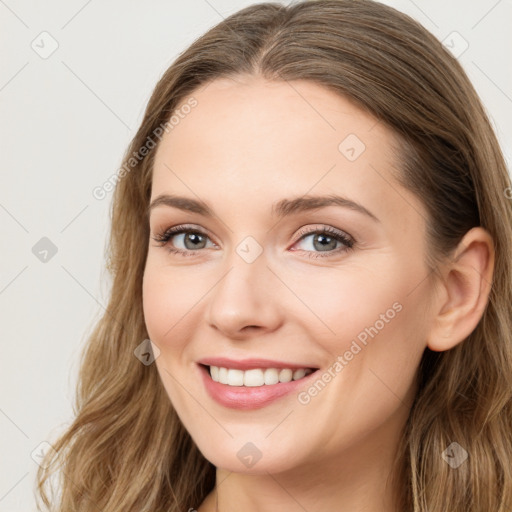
[293,224,354,244]
[151,223,214,245]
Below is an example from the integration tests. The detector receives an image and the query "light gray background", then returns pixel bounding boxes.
[1,1,511,510]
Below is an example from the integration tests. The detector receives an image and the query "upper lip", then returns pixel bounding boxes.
[197,357,319,371]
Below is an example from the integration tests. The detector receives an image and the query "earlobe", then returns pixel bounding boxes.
[426,227,494,352]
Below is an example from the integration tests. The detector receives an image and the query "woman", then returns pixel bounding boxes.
[36,1,512,511]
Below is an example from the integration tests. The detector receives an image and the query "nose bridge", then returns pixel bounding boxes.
[205,244,282,336]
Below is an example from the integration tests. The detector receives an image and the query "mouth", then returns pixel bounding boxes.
[197,363,320,410]
[200,363,318,387]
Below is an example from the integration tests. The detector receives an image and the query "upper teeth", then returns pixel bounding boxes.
[209,366,313,387]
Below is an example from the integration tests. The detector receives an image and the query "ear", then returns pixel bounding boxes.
[426,227,495,352]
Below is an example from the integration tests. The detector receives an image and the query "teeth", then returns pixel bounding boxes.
[244,369,264,387]
[209,366,313,387]
[228,368,244,386]
[279,369,293,383]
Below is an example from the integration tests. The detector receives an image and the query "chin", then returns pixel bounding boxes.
[196,438,304,475]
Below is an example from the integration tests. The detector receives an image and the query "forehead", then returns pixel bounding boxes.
[151,76,425,230]
[156,76,385,171]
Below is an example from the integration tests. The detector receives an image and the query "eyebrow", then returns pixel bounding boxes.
[147,193,379,222]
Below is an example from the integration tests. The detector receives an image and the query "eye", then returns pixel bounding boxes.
[151,224,355,258]
[151,224,216,256]
[291,226,354,258]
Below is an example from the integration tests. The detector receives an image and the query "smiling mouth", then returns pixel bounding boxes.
[201,364,318,387]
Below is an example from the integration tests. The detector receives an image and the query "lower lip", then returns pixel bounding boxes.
[198,364,318,410]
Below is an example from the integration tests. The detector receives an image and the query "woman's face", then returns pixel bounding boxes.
[143,76,436,474]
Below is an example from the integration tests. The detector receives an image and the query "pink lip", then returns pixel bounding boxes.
[197,363,319,410]
[196,357,318,371]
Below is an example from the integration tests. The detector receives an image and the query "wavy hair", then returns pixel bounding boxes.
[36,1,512,510]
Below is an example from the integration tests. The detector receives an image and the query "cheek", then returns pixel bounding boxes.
[288,269,427,453]
[142,269,169,343]
[285,261,406,341]
[289,257,428,380]
[142,262,206,344]
[142,264,199,411]
[321,268,428,408]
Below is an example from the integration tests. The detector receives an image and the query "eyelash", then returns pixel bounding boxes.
[151,224,355,259]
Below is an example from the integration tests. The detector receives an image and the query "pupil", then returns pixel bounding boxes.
[185,233,205,250]
[313,234,336,251]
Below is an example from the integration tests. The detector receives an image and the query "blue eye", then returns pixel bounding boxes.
[152,225,214,256]
[292,226,354,258]
[151,224,355,258]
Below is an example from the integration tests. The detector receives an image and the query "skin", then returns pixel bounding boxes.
[142,75,494,512]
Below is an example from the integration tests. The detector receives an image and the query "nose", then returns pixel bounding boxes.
[205,253,284,339]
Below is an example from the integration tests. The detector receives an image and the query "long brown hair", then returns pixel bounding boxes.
[36,1,512,510]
